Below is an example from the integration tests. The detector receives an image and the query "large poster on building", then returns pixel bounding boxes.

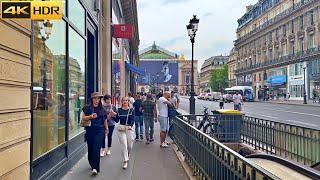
[138,60,179,85]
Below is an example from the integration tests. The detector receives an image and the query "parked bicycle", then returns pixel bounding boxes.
[196,107,224,139]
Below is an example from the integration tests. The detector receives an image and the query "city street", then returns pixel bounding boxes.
[179,97,320,129]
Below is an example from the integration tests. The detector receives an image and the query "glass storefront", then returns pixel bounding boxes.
[32,0,88,160]
[68,27,85,139]
[32,20,67,159]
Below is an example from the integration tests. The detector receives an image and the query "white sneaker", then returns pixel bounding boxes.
[122,162,128,169]
[100,150,105,157]
[106,149,111,155]
[160,142,169,148]
[92,169,98,176]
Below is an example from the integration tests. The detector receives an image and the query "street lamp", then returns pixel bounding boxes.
[40,20,53,110]
[301,63,307,104]
[186,15,199,114]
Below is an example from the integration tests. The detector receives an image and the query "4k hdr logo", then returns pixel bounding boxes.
[1,1,62,20]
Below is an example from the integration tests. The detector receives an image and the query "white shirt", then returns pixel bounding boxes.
[129,97,135,105]
[158,97,168,117]
[233,94,242,104]
[170,96,177,107]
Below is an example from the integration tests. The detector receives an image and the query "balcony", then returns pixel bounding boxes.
[235,46,320,75]
[289,34,295,42]
[234,0,316,45]
[297,31,305,39]
[307,25,315,34]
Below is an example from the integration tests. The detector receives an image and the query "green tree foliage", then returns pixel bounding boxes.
[209,65,228,92]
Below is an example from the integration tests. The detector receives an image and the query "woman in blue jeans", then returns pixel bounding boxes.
[82,92,107,176]
[101,94,117,156]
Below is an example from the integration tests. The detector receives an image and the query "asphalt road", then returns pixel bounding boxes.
[179,97,320,129]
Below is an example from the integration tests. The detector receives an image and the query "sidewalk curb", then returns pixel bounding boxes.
[172,144,196,180]
[265,101,320,108]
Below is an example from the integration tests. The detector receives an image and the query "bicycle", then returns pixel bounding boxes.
[197,107,224,139]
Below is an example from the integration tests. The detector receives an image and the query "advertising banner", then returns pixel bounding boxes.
[112,24,133,39]
[138,60,179,85]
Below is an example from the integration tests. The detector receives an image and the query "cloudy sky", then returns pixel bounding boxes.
[137,0,258,68]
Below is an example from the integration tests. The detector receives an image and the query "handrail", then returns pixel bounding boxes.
[172,116,281,180]
[241,116,320,166]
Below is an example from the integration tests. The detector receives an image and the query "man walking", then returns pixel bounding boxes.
[141,94,157,144]
[133,93,144,141]
[233,91,243,111]
[157,91,172,148]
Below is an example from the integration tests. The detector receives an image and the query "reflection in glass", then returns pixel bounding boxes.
[32,20,66,159]
[68,0,85,34]
[69,27,85,139]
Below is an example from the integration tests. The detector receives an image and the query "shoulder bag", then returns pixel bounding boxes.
[117,109,130,132]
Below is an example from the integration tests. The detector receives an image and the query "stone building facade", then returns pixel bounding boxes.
[234,0,320,100]
[0,0,139,179]
[228,48,237,87]
[199,55,229,93]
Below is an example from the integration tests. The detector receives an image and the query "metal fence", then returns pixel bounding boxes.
[241,116,320,166]
[171,115,280,180]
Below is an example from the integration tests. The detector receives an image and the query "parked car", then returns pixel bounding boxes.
[211,92,222,101]
[198,93,206,100]
[204,93,212,101]
[223,94,233,103]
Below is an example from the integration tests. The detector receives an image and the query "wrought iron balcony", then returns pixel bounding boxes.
[234,0,316,45]
[235,46,320,75]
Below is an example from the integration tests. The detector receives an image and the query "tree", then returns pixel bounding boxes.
[209,65,228,92]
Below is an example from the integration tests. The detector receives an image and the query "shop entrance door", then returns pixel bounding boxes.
[86,22,98,101]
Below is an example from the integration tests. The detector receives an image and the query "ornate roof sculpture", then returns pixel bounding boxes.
[139,42,178,60]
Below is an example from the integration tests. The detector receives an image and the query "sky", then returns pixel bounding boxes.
[137,0,258,69]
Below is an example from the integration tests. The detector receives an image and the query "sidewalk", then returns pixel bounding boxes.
[62,124,187,180]
[265,99,320,107]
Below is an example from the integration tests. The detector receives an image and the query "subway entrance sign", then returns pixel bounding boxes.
[1,1,62,20]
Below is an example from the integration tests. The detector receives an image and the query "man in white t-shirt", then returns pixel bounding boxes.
[128,92,135,106]
[233,91,243,111]
[157,91,172,148]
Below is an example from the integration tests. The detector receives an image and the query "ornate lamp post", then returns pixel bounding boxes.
[186,15,199,114]
[301,63,307,104]
[40,20,53,110]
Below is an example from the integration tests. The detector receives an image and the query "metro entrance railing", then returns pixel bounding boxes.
[241,116,320,166]
[171,115,280,180]
[171,114,320,179]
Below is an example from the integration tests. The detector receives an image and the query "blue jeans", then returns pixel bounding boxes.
[134,115,144,138]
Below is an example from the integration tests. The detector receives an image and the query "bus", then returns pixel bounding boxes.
[224,86,254,102]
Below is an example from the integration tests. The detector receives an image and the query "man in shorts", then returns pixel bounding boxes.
[157,91,172,148]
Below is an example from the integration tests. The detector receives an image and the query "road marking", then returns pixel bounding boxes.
[268,109,320,118]
[284,120,319,127]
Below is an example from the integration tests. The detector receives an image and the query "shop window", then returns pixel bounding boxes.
[68,27,86,139]
[69,0,85,34]
[32,20,66,159]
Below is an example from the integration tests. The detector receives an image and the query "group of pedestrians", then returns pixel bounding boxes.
[80,91,179,176]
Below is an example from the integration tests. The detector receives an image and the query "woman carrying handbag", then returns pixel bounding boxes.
[115,96,135,169]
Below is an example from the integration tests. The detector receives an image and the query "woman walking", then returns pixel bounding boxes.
[101,94,117,156]
[81,92,107,176]
[115,96,135,169]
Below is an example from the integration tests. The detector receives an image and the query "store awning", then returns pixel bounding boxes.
[266,75,287,86]
[125,62,145,76]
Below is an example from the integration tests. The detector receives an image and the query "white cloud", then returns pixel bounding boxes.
[137,0,258,69]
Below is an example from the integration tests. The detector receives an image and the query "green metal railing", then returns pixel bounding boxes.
[171,116,280,180]
[241,116,320,166]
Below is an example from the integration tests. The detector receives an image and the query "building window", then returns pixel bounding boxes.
[283,24,287,35]
[291,20,294,33]
[308,35,315,49]
[310,11,314,25]
[68,0,85,34]
[32,20,67,159]
[259,73,261,81]
[300,39,304,52]
[68,27,86,139]
[300,15,304,30]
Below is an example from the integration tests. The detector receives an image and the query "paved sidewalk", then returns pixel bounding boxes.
[62,124,187,180]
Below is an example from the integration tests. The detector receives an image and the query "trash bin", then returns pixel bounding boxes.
[211,109,243,142]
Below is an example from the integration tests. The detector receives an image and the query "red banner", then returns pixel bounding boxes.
[113,24,133,39]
